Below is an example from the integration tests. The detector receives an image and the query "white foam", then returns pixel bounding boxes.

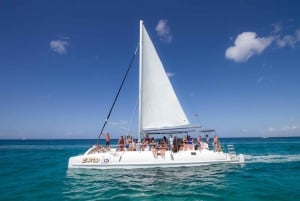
[244,154,300,163]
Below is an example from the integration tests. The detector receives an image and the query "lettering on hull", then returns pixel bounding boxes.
[81,157,110,164]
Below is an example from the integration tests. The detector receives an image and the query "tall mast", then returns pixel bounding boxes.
[138,20,143,142]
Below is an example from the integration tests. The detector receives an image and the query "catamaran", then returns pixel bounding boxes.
[68,21,244,169]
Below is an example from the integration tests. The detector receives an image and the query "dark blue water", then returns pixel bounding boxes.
[1,137,299,201]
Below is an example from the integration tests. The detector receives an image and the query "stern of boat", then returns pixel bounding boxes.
[238,154,245,163]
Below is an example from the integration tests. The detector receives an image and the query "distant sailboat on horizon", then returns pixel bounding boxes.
[68,21,244,169]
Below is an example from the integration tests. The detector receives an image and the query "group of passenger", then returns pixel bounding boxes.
[117,135,137,151]
[171,134,196,152]
[118,134,221,152]
[149,136,167,158]
[116,134,168,156]
[90,132,222,155]
[111,133,222,153]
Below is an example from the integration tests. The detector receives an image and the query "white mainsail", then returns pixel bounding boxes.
[139,21,190,133]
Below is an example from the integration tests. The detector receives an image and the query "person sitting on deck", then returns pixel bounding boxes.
[89,145,103,154]
[118,136,125,151]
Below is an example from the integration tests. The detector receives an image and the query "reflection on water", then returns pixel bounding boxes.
[63,164,241,201]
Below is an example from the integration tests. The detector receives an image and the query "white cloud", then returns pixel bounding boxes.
[50,40,68,55]
[156,19,172,43]
[225,32,274,62]
[265,124,300,137]
[276,29,300,48]
[280,125,298,132]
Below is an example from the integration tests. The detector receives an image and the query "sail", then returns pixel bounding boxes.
[139,21,190,132]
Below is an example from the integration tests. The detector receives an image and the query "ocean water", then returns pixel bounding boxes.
[0,137,300,201]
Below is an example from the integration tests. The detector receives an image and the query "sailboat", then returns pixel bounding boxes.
[68,21,244,169]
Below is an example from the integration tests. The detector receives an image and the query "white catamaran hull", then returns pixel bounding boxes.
[68,146,244,169]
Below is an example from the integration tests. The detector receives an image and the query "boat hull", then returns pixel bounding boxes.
[68,148,244,169]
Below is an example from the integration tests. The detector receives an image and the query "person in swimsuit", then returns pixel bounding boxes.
[118,136,125,151]
[105,132,110,150]
[213,135,218,152]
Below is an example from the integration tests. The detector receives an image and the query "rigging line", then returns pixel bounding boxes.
[126,96,138,136]
[97,46,139,144]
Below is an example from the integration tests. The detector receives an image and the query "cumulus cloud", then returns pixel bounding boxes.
[276,29,300,48]
[225,23,300,63]
[225,32,274,62]
[50,40,68,55]
[155,19,172,43]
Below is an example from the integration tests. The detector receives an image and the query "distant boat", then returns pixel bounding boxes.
[68,21,244,169]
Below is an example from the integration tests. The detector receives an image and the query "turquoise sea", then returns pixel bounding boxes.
[1,137,300,201]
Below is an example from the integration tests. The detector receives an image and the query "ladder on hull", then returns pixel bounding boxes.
[227,145,237,160]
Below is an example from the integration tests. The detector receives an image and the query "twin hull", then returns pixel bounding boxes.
[68,147,244,169]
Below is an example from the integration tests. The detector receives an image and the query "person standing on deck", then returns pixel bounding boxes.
[187,135,193,150]
[197,136,202,150]
[206,134,209,144]
[213,135,218,152]
[105,133,111,150]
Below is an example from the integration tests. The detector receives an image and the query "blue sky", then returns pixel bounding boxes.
[1,0,300,139]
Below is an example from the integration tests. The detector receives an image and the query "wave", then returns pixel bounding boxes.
[244,154,300,163]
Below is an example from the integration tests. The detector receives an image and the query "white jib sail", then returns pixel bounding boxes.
[139,21,190,132]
